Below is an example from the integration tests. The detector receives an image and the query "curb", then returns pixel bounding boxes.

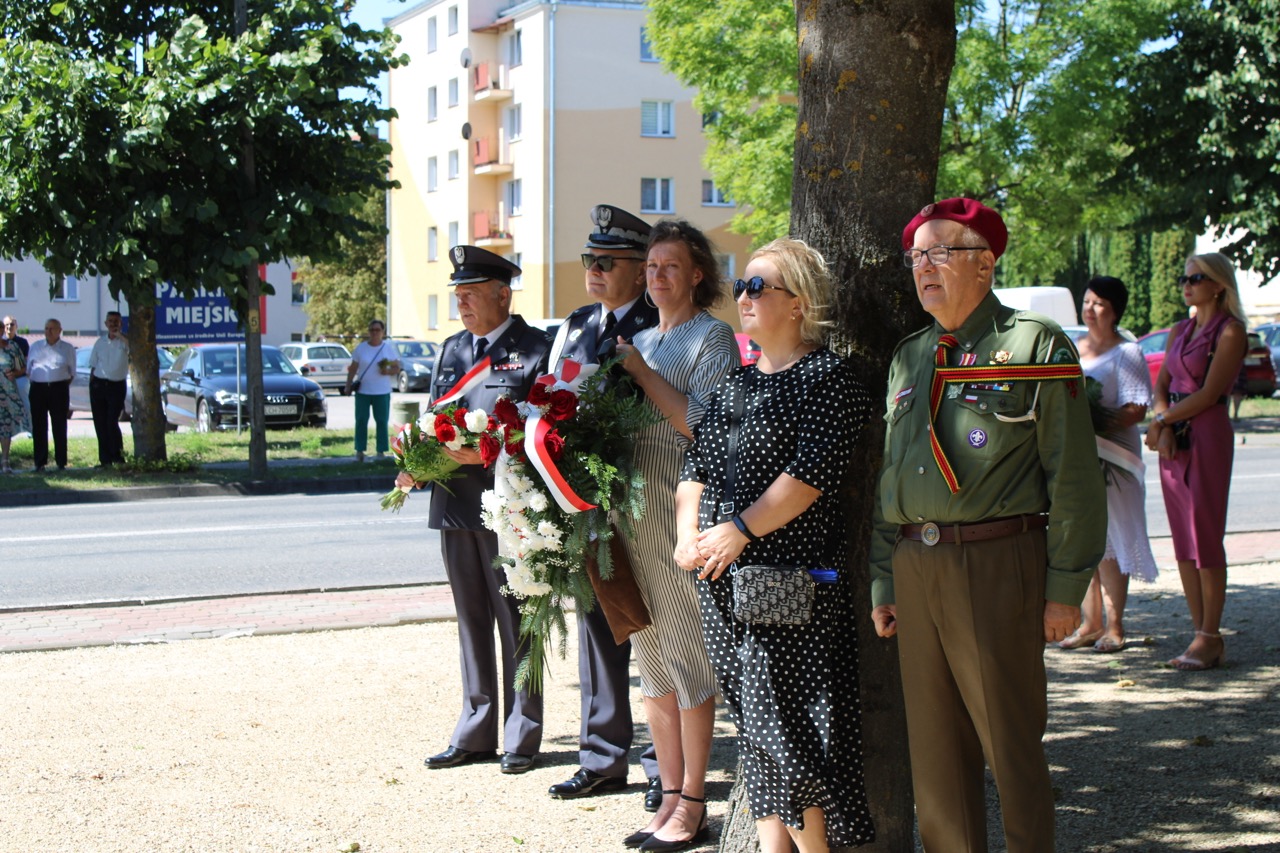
[0,474,390,508]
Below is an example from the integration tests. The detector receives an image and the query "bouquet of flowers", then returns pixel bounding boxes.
[479,358,658,692]
[378,404,495,512]
[378,357,402,376]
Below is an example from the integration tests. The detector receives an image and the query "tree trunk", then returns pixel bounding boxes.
[126,301,167,462]
[751,2,952,851]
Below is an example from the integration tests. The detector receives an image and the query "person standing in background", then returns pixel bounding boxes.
[2,316,31,433]
[26,318,77,472]
[88,310,130,467]
[345,319,395,462]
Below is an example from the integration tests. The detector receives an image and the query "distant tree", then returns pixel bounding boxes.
[1115,0,1280,283]
[0,1,404,463]
[1148,230,1197,331]
[297,187,388,342]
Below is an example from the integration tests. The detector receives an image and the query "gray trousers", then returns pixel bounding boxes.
[577,604,658,778]
[441,528,542,756]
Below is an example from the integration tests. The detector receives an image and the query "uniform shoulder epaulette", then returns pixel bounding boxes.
[891,323,933,359]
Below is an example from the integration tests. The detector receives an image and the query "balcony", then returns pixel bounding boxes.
[472,63,512,102]
[473,211,513,249]
[472,138,513,175]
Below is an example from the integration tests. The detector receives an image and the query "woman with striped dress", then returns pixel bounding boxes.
[615,219,739,852]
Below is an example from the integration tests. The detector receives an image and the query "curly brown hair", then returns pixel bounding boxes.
[647,219,727,310]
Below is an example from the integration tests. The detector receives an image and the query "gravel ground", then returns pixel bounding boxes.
[1,563,1277,853]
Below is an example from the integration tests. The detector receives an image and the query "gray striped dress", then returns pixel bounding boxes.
[623,310,739,707]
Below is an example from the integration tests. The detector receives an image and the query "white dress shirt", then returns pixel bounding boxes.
[26,338,76,383]
[89,334,130,381]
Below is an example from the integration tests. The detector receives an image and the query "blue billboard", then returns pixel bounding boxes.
[151,274,267,345]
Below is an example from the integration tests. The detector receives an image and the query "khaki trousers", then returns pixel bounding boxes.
[893,530,1054,853]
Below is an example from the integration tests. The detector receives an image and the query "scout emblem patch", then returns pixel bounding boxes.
[968,429,988,448]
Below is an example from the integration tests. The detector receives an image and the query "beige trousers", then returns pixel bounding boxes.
[893,529,1055,853]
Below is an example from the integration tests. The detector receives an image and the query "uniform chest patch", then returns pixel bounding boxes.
[968,428,988,448]
[894,385,915,402]
[493,362,523,371]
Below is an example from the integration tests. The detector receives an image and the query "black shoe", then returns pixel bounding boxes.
[644,776,663,812]
[639,793,709,852]
[547,767,627,799]
[623,830,653,849]
[424,746,496,769]
[500,752,535,774]
[34,466,45,473]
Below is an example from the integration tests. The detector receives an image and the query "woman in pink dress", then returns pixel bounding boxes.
[1144,252,1247,671]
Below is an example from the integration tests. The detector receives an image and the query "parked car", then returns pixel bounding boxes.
[69,346,176,420]
[1255,322,1280,378]
[161,344,327,432]
[1137,326,1277,398]
[391,339,439,393]
[279,342,352,393]
[733,333,761,366]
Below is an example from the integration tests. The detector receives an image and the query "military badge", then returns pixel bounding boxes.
[990,350,1012,364]
[452,246,466,264]
[947,385,962,400]
[596,205,612,228]
[1051,347,1075,364]
[968,428,988,448]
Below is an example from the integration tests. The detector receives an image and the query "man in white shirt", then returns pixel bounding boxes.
[26,318,77,472]
[88,310,130,467]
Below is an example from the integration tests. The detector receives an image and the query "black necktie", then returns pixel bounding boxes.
[474,337,488,361]
[600,312,617,342]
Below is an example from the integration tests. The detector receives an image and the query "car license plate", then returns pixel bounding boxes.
[1245,357,1262,366]
[322,365,341,372]
[265,405,298,416]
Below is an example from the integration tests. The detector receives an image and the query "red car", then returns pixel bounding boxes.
[1137,327,1277,397]
[734,333,761,366]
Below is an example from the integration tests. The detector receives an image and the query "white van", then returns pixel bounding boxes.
[993,286,1078,327]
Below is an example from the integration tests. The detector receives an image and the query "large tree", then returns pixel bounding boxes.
[0,0,403,464]
[296,186,388,342]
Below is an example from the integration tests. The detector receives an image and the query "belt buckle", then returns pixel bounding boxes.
[719,501,735,517]
[920,522,941,547]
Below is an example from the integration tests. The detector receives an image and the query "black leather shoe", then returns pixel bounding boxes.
[500,752,535,774]
[547,767,627,799]
[424,746,496,769]
[644,776,663,812]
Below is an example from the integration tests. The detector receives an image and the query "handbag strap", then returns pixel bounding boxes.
[717,371,751,523]
[356,341,388,383]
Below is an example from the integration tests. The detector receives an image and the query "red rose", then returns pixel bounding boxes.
[547,389,578,422]
[487,416,498,432]
[527,382,551,407]
[494,396,522,428]
[452,407,469,428]
[436,421,457,443]
[544,428,565,460]
[479,432,502,467]
[504,426,524,457]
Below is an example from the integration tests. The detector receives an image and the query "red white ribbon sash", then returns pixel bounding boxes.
[431,356,492,410]
[522,359,599,514]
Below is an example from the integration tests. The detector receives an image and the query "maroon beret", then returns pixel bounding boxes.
[902,197,1008,259]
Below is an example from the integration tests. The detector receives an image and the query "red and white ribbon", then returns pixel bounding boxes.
[431,356,492,410]
[523,359,599,514]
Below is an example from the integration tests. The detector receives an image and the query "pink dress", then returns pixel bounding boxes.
[1159,313,1238,568]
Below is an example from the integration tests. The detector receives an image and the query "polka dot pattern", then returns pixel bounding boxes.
[682,349,876,846]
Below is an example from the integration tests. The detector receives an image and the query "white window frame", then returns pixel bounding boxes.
[509,30,523,67]
[715,253,736,281]
[506,179,523,217]
[448,149,459,180]
[448,220,460,247]
[447,5,458,36]
[427,157,438,192]
[448,77,459,108]
[427,86,438,122]
[507,253,523,290]
[640,178,674,215]
[640,27,658,62]
[449,292,460,321]
[53,274,79,302]
[428,294,439,329]
[427,227,438,261]
[0,271,14,300]
[702,179,732,207]
[641,100,675,138]
[507,104,523,142]
[427,16,437,52]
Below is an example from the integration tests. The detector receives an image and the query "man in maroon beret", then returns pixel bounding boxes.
[868,198,1106,851]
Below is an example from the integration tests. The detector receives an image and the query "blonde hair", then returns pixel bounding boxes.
[751,238,835,346]
[1187,252,1246,324]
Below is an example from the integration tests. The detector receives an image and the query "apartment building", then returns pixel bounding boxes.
[386,0,751,339]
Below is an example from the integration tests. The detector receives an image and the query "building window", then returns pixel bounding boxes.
[641,101,674,137]
[447,5,458,35]
[702,180,732,206]
[427,17,437,52]
[448,149,459,179]
[448,220,460,247]
[507,253,523,290]
[640,27,658,62]
[702,111,721,129]
[427,86,438,122]
[291,277,307,305]
[448,77,459,107]
[640,178,674,214]
[715,253,736,281]
[428,226,438,261]
[428,294,439,329]
[507,105,522,141]
[427,157,438,192]
[508,30,523,67]
[0,271,14,300]
[506,179,523,216]
[53,274,79,302]
[449,292,460,320]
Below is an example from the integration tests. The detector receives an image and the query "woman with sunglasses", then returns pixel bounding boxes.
[1145,253,1247,671]
[613,219,738,851]
[674,239,875,851]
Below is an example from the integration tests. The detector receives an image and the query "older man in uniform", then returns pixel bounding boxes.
[545,205,661,808]
[408,245,551,775]
[870,198,1105,852]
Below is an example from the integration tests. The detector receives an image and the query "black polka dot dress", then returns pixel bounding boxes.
[681,349,876,847]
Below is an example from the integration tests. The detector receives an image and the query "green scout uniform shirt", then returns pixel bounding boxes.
[869,291,1106,609]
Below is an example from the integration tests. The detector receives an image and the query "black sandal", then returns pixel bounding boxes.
[638,793,709,852]
[623,790,682,848]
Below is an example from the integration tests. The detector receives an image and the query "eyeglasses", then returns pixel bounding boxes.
[732,276,794,300]
[581,253,644,272]
[1177,273,1211,286]
[902,245,990,268]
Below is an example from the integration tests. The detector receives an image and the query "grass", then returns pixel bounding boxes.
[0,427,396,493]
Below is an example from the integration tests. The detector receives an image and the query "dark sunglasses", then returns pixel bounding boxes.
[1176,273,1211,286]
[732,276,794,300]
[581,253,644,272]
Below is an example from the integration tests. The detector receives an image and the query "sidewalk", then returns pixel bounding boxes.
[2,531,1276,654]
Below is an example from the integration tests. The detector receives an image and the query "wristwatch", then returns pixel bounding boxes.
[731,515,759,542]
[1155,412,1167,425]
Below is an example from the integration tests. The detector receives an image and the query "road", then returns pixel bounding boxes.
[0,491,445,609]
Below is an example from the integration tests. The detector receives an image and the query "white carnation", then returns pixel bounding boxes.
[480,489,503,516]
[418,412,437,437]
[464,408,489,433]
[527,491,549,513]
[537,520,562,539]
[445,435,466,451]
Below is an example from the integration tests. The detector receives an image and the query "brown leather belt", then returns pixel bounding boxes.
[900,514,1048,547]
